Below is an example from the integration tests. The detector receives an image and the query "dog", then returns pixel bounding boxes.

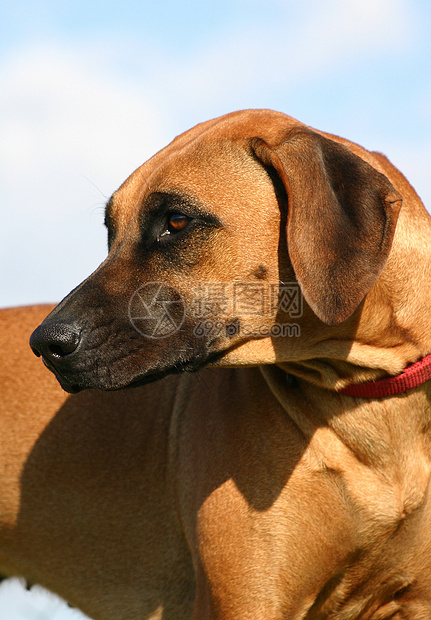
[4,109,431,618]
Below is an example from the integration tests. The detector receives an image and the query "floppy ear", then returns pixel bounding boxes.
[251,129,402,325]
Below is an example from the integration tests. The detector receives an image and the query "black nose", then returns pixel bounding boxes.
[30,321,81,362]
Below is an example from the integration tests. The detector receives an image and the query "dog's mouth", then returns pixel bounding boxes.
[40,357,82,394]
[49,347,230,394]
[125,349,228,390]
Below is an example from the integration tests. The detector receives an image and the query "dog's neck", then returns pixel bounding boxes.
[259,364,431,518]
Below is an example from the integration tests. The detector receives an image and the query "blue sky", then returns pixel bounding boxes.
[1,0,430,309]
[0,0,430,617]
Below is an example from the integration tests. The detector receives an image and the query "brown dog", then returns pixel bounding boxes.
[3,109,431,618]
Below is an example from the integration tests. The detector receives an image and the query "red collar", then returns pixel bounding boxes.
[339,353,431,398]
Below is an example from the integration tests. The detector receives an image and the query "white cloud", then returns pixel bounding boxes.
[0,578,87,619]
[0,45,169,306]
[0,44,168,200]
[151,0,415,110]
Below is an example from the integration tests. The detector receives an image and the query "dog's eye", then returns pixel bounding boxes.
[160,213,191,237]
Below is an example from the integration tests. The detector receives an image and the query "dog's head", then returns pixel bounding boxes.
[30,110,402,392]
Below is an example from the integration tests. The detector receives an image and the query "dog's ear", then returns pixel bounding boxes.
[251,129,402,325]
